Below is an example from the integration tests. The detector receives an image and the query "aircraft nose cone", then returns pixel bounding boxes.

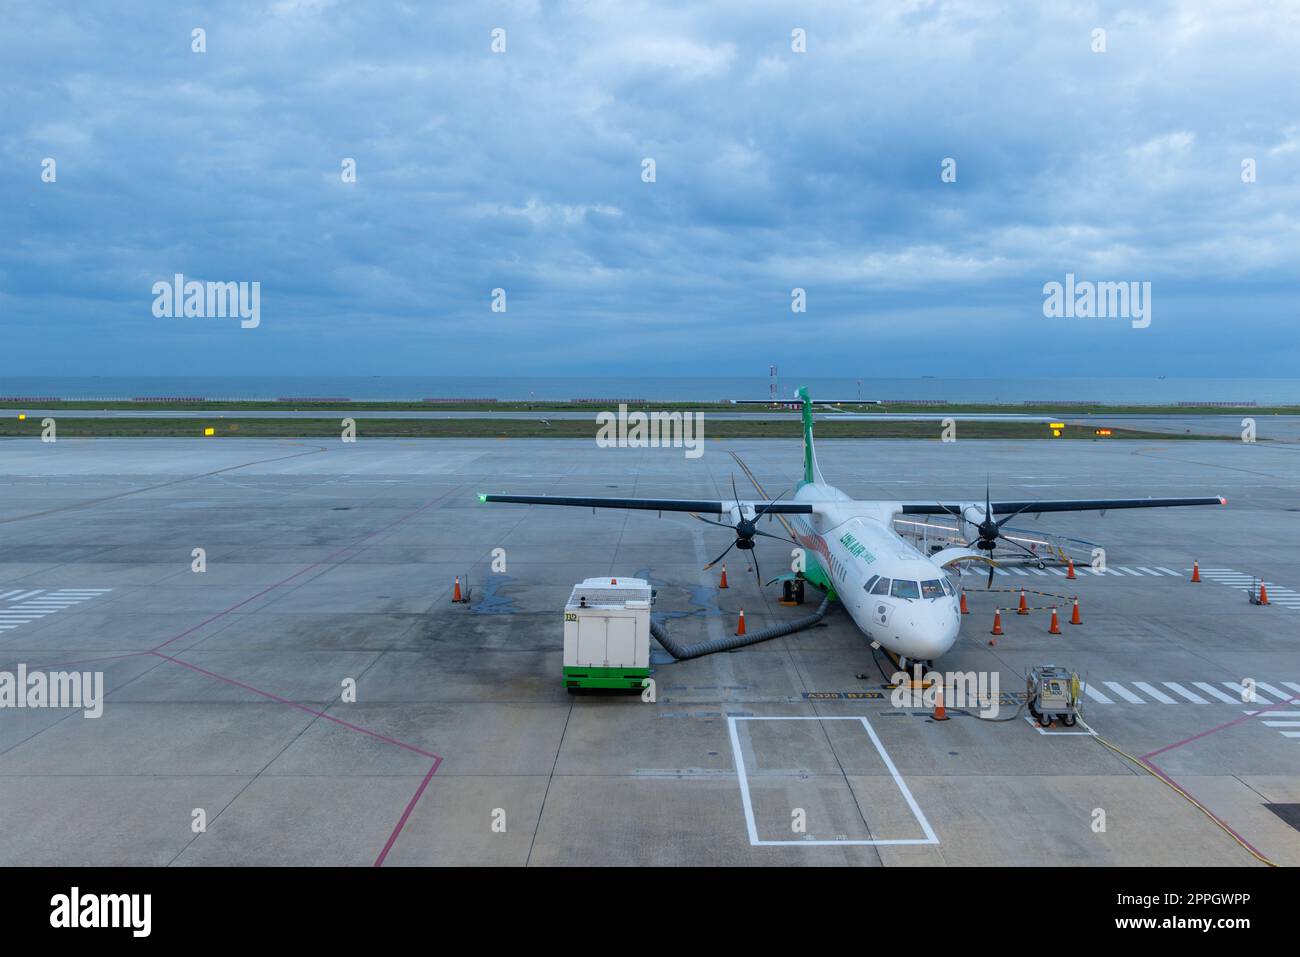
[909,603,961,661]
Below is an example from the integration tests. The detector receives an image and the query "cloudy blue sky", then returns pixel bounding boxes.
[3,0,1298,378]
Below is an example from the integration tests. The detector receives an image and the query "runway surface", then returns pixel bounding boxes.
[6,407,1300,441]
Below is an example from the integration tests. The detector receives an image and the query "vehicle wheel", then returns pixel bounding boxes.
[1039,714,1052,728]
[1062,713,1077,727]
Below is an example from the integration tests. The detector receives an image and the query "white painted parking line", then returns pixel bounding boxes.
[1262,721,1300,728]
[1030,569,1048,576]
[1282,732,1300,738]
[1162,682,1208,704]
[1283,682,1300,696]
[1193,682,1242,704]
[1132,681,1178,704]
[1136,567,1163,576]
[1050,568,1067,576]
[1156,567,1181,576]
[1103,682,1146,704]
[1009,567,1028,576]
[1081,683,1113,704]
[7,590,44,602]
[727,716,939,847]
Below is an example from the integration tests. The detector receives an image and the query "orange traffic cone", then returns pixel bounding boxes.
[452,577,463,603]
[932,686,949,721]
[719,564,729,589]
[1070,597,1082,625]
[1067,558,1076,580]
[959,590,969,615]
[1259,582,1270,605]
[1191,561,1201,583]
[735,608,746,636]
[1049,607,1061,635]
[1017,589,1029,615]
[991,610,1004,635]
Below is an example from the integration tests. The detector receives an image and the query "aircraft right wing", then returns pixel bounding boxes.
[899,496,1226,516]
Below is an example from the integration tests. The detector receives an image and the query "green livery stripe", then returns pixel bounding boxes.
[798,385,815,484]
[801,555,836,600]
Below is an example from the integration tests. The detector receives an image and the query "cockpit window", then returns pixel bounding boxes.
[870,577,891,595]
[940,578,955,596]
[920,579,945,599]
[863,575,880,593]
[890,579,920,600]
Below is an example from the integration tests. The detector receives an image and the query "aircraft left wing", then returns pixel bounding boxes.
[479,493,813,515]
[899,496,1226,516]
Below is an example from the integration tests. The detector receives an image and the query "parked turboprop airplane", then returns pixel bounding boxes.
[482,388,1225,667]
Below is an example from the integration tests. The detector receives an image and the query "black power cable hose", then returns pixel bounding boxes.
[650,596,832,660]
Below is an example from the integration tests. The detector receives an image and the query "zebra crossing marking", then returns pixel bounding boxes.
[1192,682,1242,704]
[1081,683,1113,704]
[1162,682,1208,704]
[1191,568,1300,609]
[1132,681,1178,704]
[0,587,113,633]
[1077,679,1300,708]
[1103,681,1146,704]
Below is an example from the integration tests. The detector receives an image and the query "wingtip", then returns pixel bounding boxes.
[1219,495,1228,505]
[477,493,488,503]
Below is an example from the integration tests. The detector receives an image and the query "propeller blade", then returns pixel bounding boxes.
[751,550,762,588]
[994,503,1034,529]
[753,528,800,546]
[987,563,995,589]
[690,513,734,529]
[704,539,738,570]
[755,485,791,521]
[730,474,742,516]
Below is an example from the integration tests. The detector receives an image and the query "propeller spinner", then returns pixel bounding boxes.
[943,479,1040,587]
[694,475,799,588]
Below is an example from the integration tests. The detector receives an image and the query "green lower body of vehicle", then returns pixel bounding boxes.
[563,666,650,691]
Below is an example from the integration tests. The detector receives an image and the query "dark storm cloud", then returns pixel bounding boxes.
[2,0,1298,375]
